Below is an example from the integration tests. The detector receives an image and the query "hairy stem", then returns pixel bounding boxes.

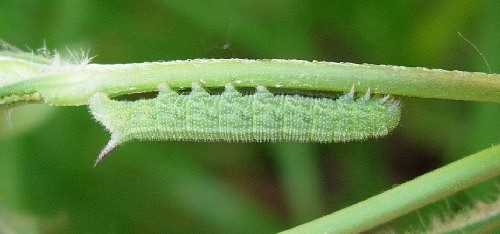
[280,144,500,233]
[1,58,499,106]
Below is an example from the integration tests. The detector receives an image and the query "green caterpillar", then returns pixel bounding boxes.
[89,83,401,165]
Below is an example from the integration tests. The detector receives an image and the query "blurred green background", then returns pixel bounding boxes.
[0,0,499,233]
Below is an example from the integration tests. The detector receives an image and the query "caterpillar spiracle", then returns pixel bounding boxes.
[89,83,401,165]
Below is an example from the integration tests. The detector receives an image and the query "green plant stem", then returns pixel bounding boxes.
[271,143,323,224]
[1,59,499,106]
[280,144,500,234]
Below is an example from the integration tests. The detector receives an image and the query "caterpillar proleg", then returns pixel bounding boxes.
[89,83,401,165]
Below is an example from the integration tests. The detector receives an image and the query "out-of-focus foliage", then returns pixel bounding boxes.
[0,0,498,232]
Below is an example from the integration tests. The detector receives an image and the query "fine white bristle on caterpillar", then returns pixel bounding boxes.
[363,88,371,100]
[347,85,355,99]
[379,94,391,104]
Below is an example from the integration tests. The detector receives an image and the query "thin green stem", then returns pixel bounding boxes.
[271,143,323,224]
[280,144,500,233]
[1,58,499,106]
